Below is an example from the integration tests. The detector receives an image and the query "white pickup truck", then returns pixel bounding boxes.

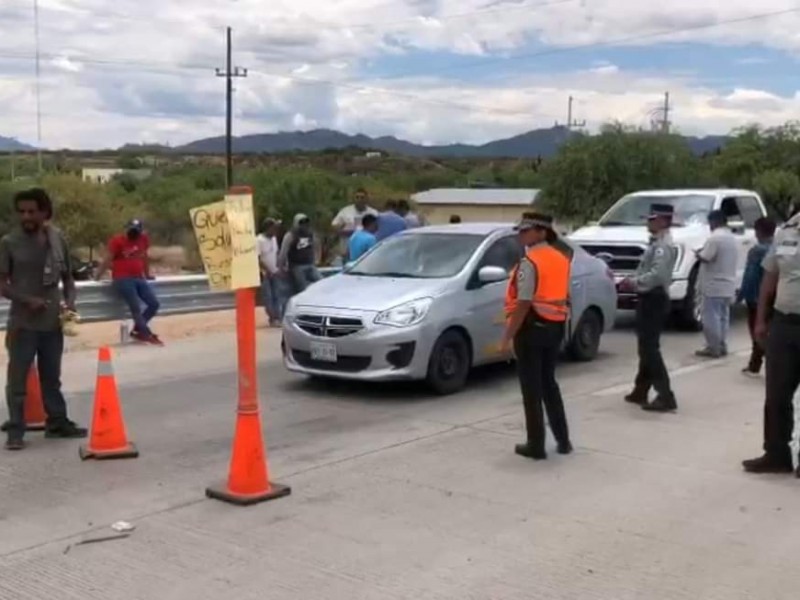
[569,189,769,329]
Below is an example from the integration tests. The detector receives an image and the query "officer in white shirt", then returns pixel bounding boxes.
[331,188,377,262]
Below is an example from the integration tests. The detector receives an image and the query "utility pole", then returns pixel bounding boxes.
[661,91,671,134]
[33,0,43,175]
[216,27,247,189]
[557,95,586,131]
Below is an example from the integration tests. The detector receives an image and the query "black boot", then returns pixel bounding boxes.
[556,440,573,455]
[642,395,677,413]
[515,443,547,460]
[45,420,88,439]
[624,391,648,406]
[742,453,793,474]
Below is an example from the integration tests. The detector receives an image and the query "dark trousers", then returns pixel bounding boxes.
[633,289,673,398]
[513,315,569,452]
[113,277,160,336]
[745,301,766,373]
[5,329,68,440]
[763,313,800,458]
[290,265,321,293]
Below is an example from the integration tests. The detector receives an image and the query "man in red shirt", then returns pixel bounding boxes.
[96,219,162,345]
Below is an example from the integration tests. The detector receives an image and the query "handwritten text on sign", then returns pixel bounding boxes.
[190,201,231,291]
[223,193,260,290]
[189,192,260,291]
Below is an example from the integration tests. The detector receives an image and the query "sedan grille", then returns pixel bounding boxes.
[579,244,646,273]
[295,314,364,338]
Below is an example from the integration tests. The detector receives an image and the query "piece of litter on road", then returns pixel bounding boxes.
[72,533,132,549]
[111,521,135,533]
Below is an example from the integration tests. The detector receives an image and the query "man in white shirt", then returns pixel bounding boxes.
[257,218,286,327]
[695,210,739,358]
[331,188,377,262]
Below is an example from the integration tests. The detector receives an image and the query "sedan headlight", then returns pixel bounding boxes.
[374,298,433,328]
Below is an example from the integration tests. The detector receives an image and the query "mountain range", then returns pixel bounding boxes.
[174,126,730,158]
[0,136,35,152]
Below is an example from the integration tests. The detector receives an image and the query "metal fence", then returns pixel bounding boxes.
[0,268,341,330]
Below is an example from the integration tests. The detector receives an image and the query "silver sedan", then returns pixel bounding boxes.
[282,223,617,394]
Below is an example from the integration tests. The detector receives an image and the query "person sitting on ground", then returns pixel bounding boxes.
[348,214,379,261]
[95,219,162,345]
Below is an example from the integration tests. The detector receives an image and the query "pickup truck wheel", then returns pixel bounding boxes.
[568,308,602,361]
[675,267,703,331]
[426,330,471,395]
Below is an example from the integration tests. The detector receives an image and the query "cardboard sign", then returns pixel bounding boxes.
[189,192,260,291]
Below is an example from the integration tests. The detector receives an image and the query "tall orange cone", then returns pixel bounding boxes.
[79,347,138,460]
[205,255,290,505]
[1,366,46,432]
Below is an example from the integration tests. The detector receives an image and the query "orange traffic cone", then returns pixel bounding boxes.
[0,366,46,432]
[79,347,138,460]
[206,287,290,505]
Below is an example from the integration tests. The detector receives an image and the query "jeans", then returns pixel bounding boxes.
[290,265,321,293]
[5,329,69,440]
[763,313,800,458]
[113,277,160,336]
[702,296,731,355]
[513,314,569,452]
[633,289,674,399]
[261,274,288,322]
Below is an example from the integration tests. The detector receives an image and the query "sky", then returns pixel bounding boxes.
[2,0,800,149]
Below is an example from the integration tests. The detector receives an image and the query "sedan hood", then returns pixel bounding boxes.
[292,273,448,312]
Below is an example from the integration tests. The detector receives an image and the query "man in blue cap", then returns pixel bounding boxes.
[96,219,162,345]
[620,203,678,412]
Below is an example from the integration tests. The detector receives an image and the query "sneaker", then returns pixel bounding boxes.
[515,443,547,460]
[45,420,88,439]
[557,440,574,455]
[741,368,761,379]
[624,392,648,406]
[742,453,793,474]
[642,395,678,413]
[695,348,722,359]
[144,333,164,346]
[130,330,148,343]
[4,438,25,451]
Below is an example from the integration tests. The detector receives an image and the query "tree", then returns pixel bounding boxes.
[536,124,701,222]
[754,169,800,220]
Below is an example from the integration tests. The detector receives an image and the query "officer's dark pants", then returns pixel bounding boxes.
[5,329,68,441]
[763,312,800,458]
[513,314,569,452]
[633,289,673,398]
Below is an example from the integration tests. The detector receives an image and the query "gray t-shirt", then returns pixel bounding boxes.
[763,225,800,315]
[698,228,738,299]
[0,227,72,331]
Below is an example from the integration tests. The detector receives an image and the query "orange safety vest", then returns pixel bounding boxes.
[505,244,571,322]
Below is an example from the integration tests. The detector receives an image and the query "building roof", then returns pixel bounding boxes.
[411,188,540,206]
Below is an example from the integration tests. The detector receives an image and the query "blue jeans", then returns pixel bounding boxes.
[702,296,731,355]
[290,265,321,293]
[5,329,68,440]
[113,277,160,336]
[261,275,288,322]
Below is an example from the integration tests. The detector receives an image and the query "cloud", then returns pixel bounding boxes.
[1,0,800,148]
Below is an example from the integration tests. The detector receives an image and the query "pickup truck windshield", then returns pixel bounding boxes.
[599,194,716,227]
[346,233,484,279]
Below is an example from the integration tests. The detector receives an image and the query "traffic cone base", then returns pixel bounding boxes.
[205,481,291,506]
[1,367,47,432]
[80,442,139,461]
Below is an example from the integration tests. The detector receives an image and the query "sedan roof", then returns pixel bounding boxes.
[404,223,514,236]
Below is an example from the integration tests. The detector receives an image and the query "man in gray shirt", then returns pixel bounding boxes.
[695,210,739,358]
[0,189,87,450]
[742,212,800,475]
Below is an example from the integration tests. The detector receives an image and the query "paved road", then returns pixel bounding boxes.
[2,313,799,599]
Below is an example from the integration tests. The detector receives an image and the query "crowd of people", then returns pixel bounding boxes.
[503,203,800,479]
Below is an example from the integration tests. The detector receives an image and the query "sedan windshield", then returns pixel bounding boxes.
[347,233,484,279]
[599,194,715,227]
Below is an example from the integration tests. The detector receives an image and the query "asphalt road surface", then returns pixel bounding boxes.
[2,312,799,600]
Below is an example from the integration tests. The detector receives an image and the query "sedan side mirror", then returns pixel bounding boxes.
[478,265,509,285]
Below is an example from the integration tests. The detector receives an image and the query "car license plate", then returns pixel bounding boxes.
[310,342,337,363]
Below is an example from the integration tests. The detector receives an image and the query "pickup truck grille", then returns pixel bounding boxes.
[579,244,646,273]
